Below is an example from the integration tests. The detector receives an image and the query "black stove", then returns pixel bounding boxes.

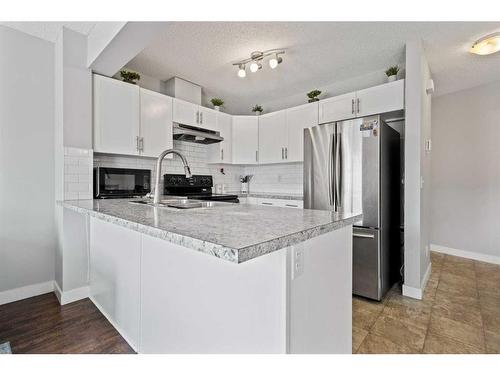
[163,174,239,203]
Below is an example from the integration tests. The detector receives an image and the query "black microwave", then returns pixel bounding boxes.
[94,167,151,199]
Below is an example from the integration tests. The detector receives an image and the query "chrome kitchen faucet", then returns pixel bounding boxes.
[153,149,192,205]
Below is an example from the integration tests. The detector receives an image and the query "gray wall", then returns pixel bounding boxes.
[431,80,500,259]
[0,26,56,291]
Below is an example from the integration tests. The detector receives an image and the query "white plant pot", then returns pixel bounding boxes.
[241,182,249,193]
[214,106,220,111]
[387,75,397,82]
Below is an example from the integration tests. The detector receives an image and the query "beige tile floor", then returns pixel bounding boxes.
[353,252,500,354]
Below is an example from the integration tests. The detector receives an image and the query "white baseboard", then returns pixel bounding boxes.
[53,281,89,305]
[431,244,500,265]
[402,262,432,301]
[89,296,138,352]
[0,280,54,306]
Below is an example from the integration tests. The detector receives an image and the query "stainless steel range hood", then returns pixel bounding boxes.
[173,123,224,144]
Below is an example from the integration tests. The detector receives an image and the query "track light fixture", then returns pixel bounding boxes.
[233,49,285,78]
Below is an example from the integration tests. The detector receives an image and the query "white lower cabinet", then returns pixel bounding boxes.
[89,218,141,351]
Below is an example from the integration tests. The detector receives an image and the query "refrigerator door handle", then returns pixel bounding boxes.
[353,232,375,239]
[328,132,334,207]
[335,130,342,212]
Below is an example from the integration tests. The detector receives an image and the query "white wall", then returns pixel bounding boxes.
[0,26,56,292]
[403,40,432,298]
[431,80,500,261]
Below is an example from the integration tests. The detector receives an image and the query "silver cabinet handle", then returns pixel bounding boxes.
[196,111,200,124]
[281,147,284,159]
[256,150,258,162]
[356,98,360,114]
[261,202,273,205]
[139,137,144,152]
[285,204,298,207]
[221,149,224,161]
[285,147,288,159]
[200,111,203,124]
[351,99,355,114]
[353,232,375,239]
[136,136,140,152]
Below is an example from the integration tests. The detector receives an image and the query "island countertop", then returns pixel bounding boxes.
[60,199,361,264]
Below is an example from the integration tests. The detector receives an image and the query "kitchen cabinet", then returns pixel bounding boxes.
[93,75,174,158]
[232,116,259,164]
[355,79,405,117]
[139,88,173,158]
[258,110,287,164]
[172,98,217,130]
[318,80,405,124]
[208,112,232,163]
[318,92,356,124]
[258,198,304,209]
[286,102,318,162]
[93,74,140,155]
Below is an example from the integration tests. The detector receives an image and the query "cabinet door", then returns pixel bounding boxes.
[208,112,232,163]
[172,98,198,127]
[93,75,140,155]
[356,79,404,117]
[232,116,259,164]
[318,92,356,124]
[258,110,287,164]
[140,88,173,158]
[199,107,217,131]
[286,102,318,162]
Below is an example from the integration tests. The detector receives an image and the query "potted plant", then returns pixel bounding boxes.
[210,98,224,111]
[307,89,322,103]
[252,105,263,115]
[385,65,399,82]
[120,70,141,84]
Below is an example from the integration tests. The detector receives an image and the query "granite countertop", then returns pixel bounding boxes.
[60,198,361,264]
[230,191,304,201]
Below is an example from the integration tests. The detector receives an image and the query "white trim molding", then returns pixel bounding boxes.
[402,262,432,300]
[431,244,500,265]
[53,281,89,305]
[0,280,54,306]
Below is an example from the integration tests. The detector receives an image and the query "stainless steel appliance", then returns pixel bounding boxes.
[173,124,224,144]
[94,167,151,199]
[304,115,400,300]
[164,174,239,203]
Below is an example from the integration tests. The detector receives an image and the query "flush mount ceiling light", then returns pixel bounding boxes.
[233,49,285,78]
[470,32,500,55]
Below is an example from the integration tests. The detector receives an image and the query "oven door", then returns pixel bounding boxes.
[94,167,151,198]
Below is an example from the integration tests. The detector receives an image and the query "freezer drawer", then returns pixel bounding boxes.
[352,227,381,300]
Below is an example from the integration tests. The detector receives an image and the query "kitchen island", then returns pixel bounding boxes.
[61,198,360,354]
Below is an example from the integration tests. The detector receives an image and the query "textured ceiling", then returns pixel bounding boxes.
[126,22,500,113]
[0,22,96,42]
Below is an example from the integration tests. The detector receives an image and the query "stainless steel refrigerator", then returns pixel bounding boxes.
[304,115,400,301]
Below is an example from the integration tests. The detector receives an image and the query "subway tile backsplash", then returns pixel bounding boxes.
[93,141,303,195]
[64,147,93,200]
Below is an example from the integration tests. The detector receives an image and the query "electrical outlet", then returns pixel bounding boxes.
[292,245,304,279]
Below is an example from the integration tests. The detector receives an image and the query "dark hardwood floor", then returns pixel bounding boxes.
[0,293,135,354]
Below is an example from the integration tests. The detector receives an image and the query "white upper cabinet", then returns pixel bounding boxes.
[93,75,140,155]
[355,79,405,117]
[172,98,199,127]
[286,102,318,162]
[139,88,173,158]
[318,92,356,124]
[198,107,217,131]
[318,80,405,123]
[232,116,259,164]
[207,112,232,163]
[258,110,287,164]
[172,98,218,130]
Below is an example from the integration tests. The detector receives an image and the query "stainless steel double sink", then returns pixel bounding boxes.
[130,198,221,210]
